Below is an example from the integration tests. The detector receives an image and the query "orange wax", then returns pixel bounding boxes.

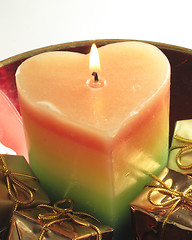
[16,41,170,239]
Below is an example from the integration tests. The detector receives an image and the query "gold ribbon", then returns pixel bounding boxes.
[148,173,192,229]
[170,134,192,170]
[0,154,38,207]
[38,199,102,240]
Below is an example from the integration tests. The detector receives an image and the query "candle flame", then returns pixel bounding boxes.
[89,43,100,73]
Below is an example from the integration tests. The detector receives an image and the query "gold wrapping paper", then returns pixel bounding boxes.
[9,200,113,240]
[0,154,50,209]
[130,167,192,239]
[168,119,192,174]
[0,200,15,239]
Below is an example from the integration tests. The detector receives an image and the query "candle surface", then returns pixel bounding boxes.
[16,41,170,239]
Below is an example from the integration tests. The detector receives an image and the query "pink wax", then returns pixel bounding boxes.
[0,90,28,160]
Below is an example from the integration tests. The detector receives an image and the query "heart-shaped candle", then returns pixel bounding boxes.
[16,41,170,238]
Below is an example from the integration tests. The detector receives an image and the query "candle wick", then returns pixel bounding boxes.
[92,72,99,82]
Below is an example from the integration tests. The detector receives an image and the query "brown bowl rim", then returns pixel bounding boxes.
[1,39,192,67]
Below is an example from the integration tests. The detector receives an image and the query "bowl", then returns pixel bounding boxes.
[1,39,192,240]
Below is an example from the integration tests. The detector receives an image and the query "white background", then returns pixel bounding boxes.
[1,0,192,61]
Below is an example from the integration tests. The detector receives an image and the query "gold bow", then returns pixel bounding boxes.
[0,154,38,208]
[148,173,192,229]
[38,199,102,240]
[170,134,192,169]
